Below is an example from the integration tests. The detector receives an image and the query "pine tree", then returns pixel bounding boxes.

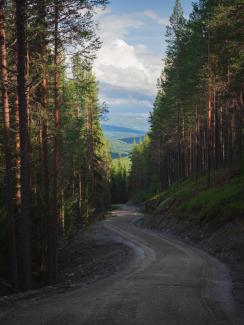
[15,0,32,291]
[0,0,18,291]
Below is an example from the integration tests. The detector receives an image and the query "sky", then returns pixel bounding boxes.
[94,0,193,124]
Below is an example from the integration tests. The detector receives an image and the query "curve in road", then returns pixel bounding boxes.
[1,205,243,325]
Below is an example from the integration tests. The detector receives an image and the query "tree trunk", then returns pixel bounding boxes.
[219,105,224,164]
[48,0,59,283]
[38,0,50,276]
[60,188,65,234]
[207,30,212,188]
[15,0,31,291]
[41,64,50,274]
[177,107,181,180]
[195,105,199,179]
[15,96,21,211]
[0,0,19,291]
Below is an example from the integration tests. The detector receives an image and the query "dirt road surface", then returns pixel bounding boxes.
[1,205,243,324]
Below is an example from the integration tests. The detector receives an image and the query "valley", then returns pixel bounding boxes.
[102,114,148,158]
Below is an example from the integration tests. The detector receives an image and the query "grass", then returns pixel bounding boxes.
[176,175,244,222]
[144,164,244,224]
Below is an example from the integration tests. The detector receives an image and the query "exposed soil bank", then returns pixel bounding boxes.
[139,207,244,306]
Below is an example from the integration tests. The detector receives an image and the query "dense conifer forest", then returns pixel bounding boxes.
[0,0,110,292]
[130,0,244,198]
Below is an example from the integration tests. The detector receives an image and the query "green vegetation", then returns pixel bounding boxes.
[112,157,131,170]
[177,178,244,222]
[108,139,132,158]
[144,165,244,224]
[101,117,147,159]
[130,0,244,227]
[0,0,110,291]
[111,158,131,203]
[108,137,145,159]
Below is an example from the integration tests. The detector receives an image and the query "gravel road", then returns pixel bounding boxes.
[1,205,243,324]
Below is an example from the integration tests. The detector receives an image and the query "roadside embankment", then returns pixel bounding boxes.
[139,169,244,305]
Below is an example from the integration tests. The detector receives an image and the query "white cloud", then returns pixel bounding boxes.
[94,39,159,92]
[94,10,164,94]
[102,96,152,109]
[96,11,144,43]
[143,10,169,27]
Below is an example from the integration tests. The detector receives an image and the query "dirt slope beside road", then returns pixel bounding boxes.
[1,205,243,324]
[141,203,244,306]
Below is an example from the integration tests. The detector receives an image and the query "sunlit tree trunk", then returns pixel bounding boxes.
[15,96,21,211]
[49,0,59,283]
[15,0,31,291]
[207,30,212,188]
[195,105,200,179]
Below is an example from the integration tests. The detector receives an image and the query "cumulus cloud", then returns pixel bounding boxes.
[96,12,144,42]
[94,9,164,95]
[102,96,152,109]
[94,39,159,92]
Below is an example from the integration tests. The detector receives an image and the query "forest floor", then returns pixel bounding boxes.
[0,220,133,316]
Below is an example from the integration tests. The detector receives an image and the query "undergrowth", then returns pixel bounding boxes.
[143,163,244,223]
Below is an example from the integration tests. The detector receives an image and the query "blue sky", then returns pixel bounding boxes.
[94,0,193,125]
[107,0,193,53]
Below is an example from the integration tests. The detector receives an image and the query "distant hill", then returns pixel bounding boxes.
[102,124,145,135]
[102,114,150,132]
[120,136,145,145]
[102,122,146,159]
[108,139,132,159]
[110,152,130,159]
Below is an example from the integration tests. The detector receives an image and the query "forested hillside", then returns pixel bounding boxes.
[0,0,110,292]
[131,0,243,197]
[102,124,146,158]
[128,0,244,302]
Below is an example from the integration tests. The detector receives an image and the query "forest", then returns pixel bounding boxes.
[0,0,111,292]
[0,0,243,316]
[130,0,244,198]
